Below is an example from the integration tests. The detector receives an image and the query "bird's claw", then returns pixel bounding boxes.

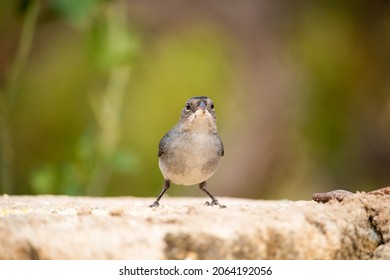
[205,200,226,208]
[149,201,160,208]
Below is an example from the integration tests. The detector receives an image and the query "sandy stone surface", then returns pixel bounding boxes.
[0,193,389,260]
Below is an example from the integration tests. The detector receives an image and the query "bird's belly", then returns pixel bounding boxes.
[162,167,215,186]
[159,152,220,186]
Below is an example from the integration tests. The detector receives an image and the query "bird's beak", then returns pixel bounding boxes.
[198,101,206,112]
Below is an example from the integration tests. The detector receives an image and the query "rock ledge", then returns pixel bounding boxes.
[0,194,389,259]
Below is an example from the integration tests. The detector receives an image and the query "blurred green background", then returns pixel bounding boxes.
[1,0,390,200]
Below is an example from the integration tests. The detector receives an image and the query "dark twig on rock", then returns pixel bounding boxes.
[312,186,390,203]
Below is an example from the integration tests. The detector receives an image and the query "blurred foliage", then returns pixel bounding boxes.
[0,0,230,197]
[51,0,98,24]
[293,1,390,187]
[1,0,390,198]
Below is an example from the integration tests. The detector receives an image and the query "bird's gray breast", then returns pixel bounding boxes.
[159,130,222,186]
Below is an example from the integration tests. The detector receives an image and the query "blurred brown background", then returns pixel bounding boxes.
[1,0,390,200]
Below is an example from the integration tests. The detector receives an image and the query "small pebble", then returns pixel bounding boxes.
[108,206,124,216]
[77,205,92,216]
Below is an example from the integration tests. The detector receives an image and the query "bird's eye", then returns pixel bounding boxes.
[211,103,214,110]
[185,103,191,111]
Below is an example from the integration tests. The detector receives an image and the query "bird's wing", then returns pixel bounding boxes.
[220,138,224,157]
[158,132,171,157]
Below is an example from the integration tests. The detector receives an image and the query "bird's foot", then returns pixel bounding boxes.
[149,201,160,208]
[205,199,226,208]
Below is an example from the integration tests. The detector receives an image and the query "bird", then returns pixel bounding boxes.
[150,96,225,208]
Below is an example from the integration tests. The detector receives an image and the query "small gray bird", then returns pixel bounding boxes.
[150,96,225,208]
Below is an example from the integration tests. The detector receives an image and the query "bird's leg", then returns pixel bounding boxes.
[150,179,170,208]
[199,181,226,208]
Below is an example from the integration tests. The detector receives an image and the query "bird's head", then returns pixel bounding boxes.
[180,96,217,132]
